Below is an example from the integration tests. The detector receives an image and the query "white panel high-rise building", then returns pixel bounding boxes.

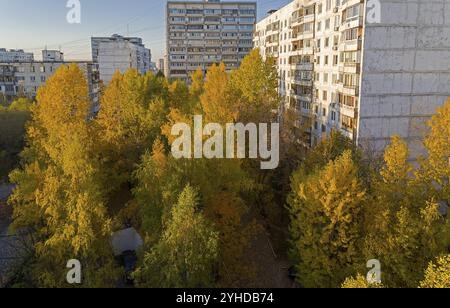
[166,0,257,82]
[91,34,152,85]
[254,0,450,156]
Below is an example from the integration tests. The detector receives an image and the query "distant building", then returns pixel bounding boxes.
[157,58,165,75]
[0,51,100,109]
[166,0,257,82]
[42,49,64,62]
[0,49,34,63]
[149,61,158,74]
[91,34,152,84]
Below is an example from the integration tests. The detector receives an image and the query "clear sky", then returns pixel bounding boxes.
[0,0,291,62]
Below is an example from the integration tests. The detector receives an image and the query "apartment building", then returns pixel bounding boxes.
[91,34,152,84]
[158,58,166,75]
[166,0,257,82]
[0,53,100,108]
[0,49,34,63]
[255,0,450,155]
[42,49,64,62]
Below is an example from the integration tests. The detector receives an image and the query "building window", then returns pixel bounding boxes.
[331,111,337,121]
[342,115,354,131]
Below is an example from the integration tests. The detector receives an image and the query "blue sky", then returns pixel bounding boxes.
[0,0,291,62]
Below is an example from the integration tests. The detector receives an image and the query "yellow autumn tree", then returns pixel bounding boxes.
[419,255,450,288]
[341,274,384,289]
[229,49,279,123]
[418,99,450,207]
[201,63,236,123]
[189,67,205,104]
[363,136,449,288]
[133,146,258,286]
[9,64,119,287]
[288,151,366,288]
[95,69,168,192]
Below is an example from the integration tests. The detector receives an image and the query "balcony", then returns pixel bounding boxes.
[292,14,315,26]
[341,0,365,11]
[339,39,362,52]
[342,85,359,96]
[339,62,361,74]
[293,77,313,87]
[340,16,364,32]
[290,90,312,102]
[294,62,313,71]
[222,49,238,54]
[338,103,357,118]
[295,31,314,40]
[223,58,238,62]
[205,35,221,40]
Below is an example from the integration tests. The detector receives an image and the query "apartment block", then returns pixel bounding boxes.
[0,54,100,108]
[254,0,450,155]
[42,49,64,62]
[158,58,166,75]
[0,49,34,63]
[91,34,152,85]
[166,0,257,82]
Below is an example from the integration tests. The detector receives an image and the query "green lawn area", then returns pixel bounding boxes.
[0,111,30,182]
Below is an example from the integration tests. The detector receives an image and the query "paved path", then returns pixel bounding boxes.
[0,184,14,202]
[242,208,296,288]
[0,184,21,287]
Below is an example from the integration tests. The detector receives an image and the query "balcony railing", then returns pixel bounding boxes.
[294,62,313,71]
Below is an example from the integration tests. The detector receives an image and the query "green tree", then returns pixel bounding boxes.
[134,185,219,288]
